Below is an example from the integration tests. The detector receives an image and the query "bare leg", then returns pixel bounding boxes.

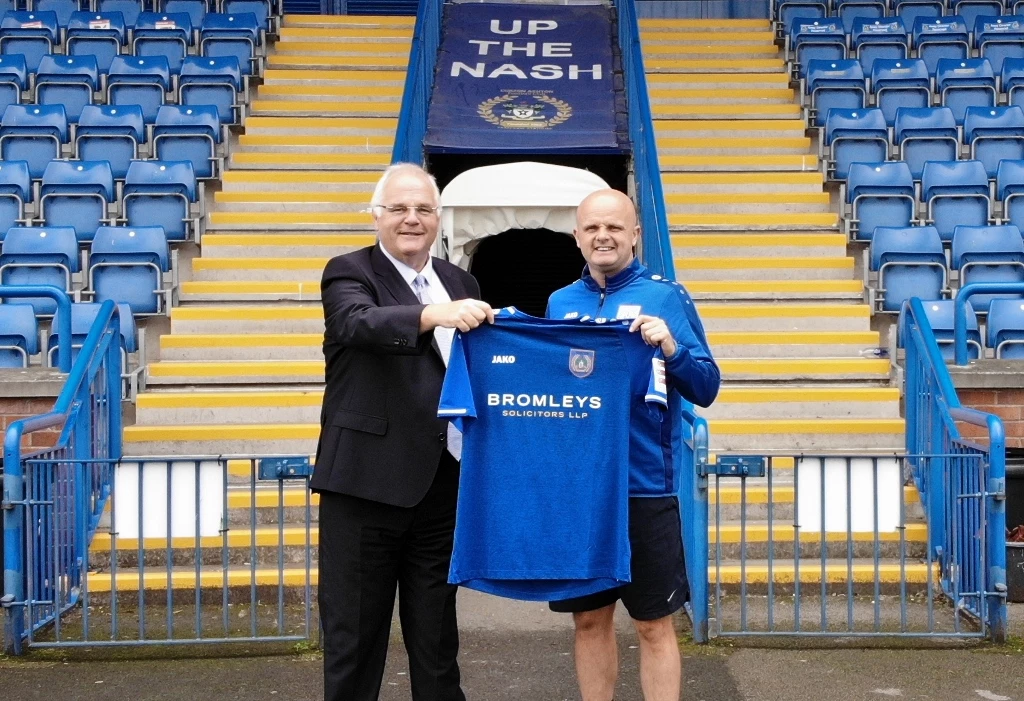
[633,615,681,701]
[572,604,618,701]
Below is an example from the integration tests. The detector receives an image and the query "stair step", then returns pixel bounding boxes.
[170,305,324,335]
[706,386,901,419]
[645,58,785,73]
[672,233,844,257]
[662,171,823,193]
[191,258,326,281]
[639,19,770,30]
[277,27,413,39]
[240,116,397,135]
[717,358,890,380]
[708,418,905,452]
[201,233,372,258]
[258,85,403,99]
[261,69,406,85]
[644,44,780,57]
[228,153,391,171]
[208,211,373,229]
[677,256,853,280]
[250,99,399,116]
[652,103,800,119]
[221,169,380,191]
[687,303,872,333]
[266,55,408,69]
[660,154,819,172]
[686,280,862,300]
[669,212,838,229]
[657,137,811,155]
[707,330,881,358]
[641,31,776,44]
[709,561,934,586]
[159,334,325,361]
[657,118,807,137]
[145,360,323,385]
[235,136,397,149]
[281,15,414,28]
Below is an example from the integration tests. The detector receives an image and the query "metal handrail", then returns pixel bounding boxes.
[0,285,73,371]
[953,282,1024,365]
[680,407,709,642]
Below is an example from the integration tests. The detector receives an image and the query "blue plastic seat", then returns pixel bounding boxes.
[0,11,59,72]
[919,298,982,359]
[894,107,961,179]
[853,17,909,74]
[776,0,828,31]
[133,12,194,74]
[824,107,890,181]
[997,159,1024,230]
[106,55,171,123]
[950,0,1006,29]
[66,12,127,73]
[88,225,169,315]
[0,302,38,367]
[921,160,994,240]
[34,54,99,123]
[895,0,944,28]
[0,225,79,314]
[152,104,221,179]
[806,59,866,127]
[788,17,847,77]
[846,162,918,240]
[75,104,145,180]
[123,159,197,241]
[178,55,242,124]
[913,16,971,76]
[0,104,69,179]
[0,54,26,120]
[871,59,931,126]
[39,160,115,242]
[975,15,1024,74]
[159,0,212,28]
[986,298,1024,357]
[96,0,143,27]
[951,224,1024,312]
[963,105,1024,177]
[0,160,32,240]
[836,0,887,34]
[871,225,947,312]
[1002,57,1024,109]
[200,12,261,76]
[936,58,998,124]
[48,301,138,368]
[33,0,84,28]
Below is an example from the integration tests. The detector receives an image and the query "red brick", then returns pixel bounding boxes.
[960,389,999,405]
[28,431,58,449]
[997,389,1024,404]
[972,405,1022,422]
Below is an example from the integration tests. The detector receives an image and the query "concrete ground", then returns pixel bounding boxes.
[1,595,1022,701]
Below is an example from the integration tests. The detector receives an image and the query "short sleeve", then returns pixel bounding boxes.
[438,330,477,432]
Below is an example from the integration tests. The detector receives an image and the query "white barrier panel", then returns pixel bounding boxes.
[796,457,902,533]
[114,460,225,539]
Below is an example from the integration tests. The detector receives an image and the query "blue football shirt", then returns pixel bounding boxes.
[438,308,667,601]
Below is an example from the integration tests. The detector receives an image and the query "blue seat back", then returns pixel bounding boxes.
[0,225,79,270]
[0,159,32,201]
[853,17,909,44]
[921,160,993,199]
[913,15,970,46]
[96,0,143,27]
[807,59,864,93]
[67,11,128,42]
[51,301,137,352]
[180,54,242,89]
[824,107,888,145]
[997,159,1024,198]
[107,54,172,89]
[163,0,210,28]
[922,299,981,359]
[871,224,945,269]
[1,11,61,43]
[871,57,930,87]
[91,224,168,269]
[124,158,196,199]
[871,225,946,310]
[0,302,39,364]
[951,0,1005,28]
[134,11,194,38]
[41,159,115,200]
[200,11,259,41]
[848,161,915,201]
[154,103,220,140]
[1,102,69,140]
[77,103,145,141]
[952,224,1024,267]
[89,225,169,314]
[221,0,269,31]
[0,53,28,90]
[36,53,100,89]
[986,298,1024,355]
[936,57,998,90]
[963,105,1024,141]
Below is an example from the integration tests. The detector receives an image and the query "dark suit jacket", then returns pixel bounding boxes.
[312,243,480,508]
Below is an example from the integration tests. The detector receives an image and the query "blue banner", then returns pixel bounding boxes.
[424,3,627,154]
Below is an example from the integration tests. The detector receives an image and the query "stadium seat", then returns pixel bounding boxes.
[919,298,982,359]
[986,298,1024,357]
[921,160,994,241]
[152,104,221,179]
[836,0,886,34]
[39,160,115,242]
[0,104,70,179]
[963,105,1024,178]
[951,224,1024,312]
[96,0,143,27]
[936,58,998,124]
[845,161,917,240]
[132,12,194,74]
[894,107,961,179]
[852,18,909,74]
[34,0,84,28]
[871,225,947,312]
[106,55,172,123]
[200,12,262,76]
[0,225,80,315]
[0,160,32,238]
[221,0,272,32]
[895,0,944,28]
[871,58,931,126]
[1002,57,1024,109]
[0,11,59,73]
[776,0,828,33]
[823,107,889,181]
[0,302,38,367]
[75,104,146,180]
[47,300,139,372]
[805,59,866,127]
[159,0,212,28]
[34,54,100,123]
[913,16,971,76]
[87,225,170,315]
[975,15,1024,73]
[67,12,127,74]
[997,159,1024,230]
[0,54,27,120]
[178,55,243,125]
[949,0,1006,30]
[788,17,847,77]
[123,159,198,242]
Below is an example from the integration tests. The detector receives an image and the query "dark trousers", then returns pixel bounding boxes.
[318,452,465,701]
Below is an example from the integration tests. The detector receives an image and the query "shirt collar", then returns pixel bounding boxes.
[378,242,437,288]
[581,257,644,293]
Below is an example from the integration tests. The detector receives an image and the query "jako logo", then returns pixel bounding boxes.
[492,355,516,364]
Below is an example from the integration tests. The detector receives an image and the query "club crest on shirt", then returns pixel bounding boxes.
[569,349,595,378]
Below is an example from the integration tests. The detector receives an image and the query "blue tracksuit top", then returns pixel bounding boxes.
[546,257,721,496]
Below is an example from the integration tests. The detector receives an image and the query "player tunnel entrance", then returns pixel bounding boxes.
[434,161,616,317]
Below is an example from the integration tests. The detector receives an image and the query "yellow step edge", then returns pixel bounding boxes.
[192,257,328,270]
[242,116,397,128]
[645,44,780,55]
[676,256,852,269]
[711,523,928,545]
[708,418,904,434]
[170,306,322,321]
[273,41,412,52]
[86,568,318,593]
[658,137,810,150]
[661,156,820,169]
[699,304,870,318]
[137,390,324,408]
[707,330,879,344]
[262,69,406,80]
[123,424,321,441]
[259,84,403,97]
[230,154,390,166]
[159,334,323,349]
[145,362,324,378]
[209,213,370,225]
[670,213,838,227]
[250,100,400,112]
[202,234,374,246]
[657,118,806,130]
[646,72,789,83]
[673,234,843,247]
[710,563,934,585]
[640,19,770,28]
[645,59,784,69]
[717,358,890,374]
[652,104,799,115]
[687,280,862,294]
[651,88,795,100]
[236,135,395,147]
[665,192,827,205]
[283,15,415,25]
[222,170,381,183]
[279,28,413,38]
[715,387,901,403]
[641,31,777,42]
[214,191,374,203]
[266,56,409,67]
[181,282,321,295]
[662,171,822,184]
[227,489,320,509]
[711,485,920,505]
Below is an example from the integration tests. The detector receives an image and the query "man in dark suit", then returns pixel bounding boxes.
[313,163,494,701]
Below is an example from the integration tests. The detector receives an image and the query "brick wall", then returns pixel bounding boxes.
[0,397,60,452]
[957,389,1024,449]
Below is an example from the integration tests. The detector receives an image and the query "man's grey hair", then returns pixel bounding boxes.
[369,163,442,209]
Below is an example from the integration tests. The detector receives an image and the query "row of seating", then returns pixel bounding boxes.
[0,10,265,74]
[897,297,1024,358]
[776,0,1023,37]
[0,0,275,34]
[0,299,139,367]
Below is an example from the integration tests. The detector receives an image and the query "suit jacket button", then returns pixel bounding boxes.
[438,432,445,442]
[393,338,401,345]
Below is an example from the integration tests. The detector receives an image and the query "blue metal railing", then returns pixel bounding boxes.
[953,282,1024,366]
[614,0,676,279]
[0,285,74,372]
[3,297,123,654]
[901,296,1007,642]
[679,407,709,642]
[391,0,442,165]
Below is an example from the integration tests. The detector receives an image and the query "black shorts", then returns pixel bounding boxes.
[549,495,688,622]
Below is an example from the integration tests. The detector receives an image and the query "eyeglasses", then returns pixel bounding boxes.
[374,204,440,217]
